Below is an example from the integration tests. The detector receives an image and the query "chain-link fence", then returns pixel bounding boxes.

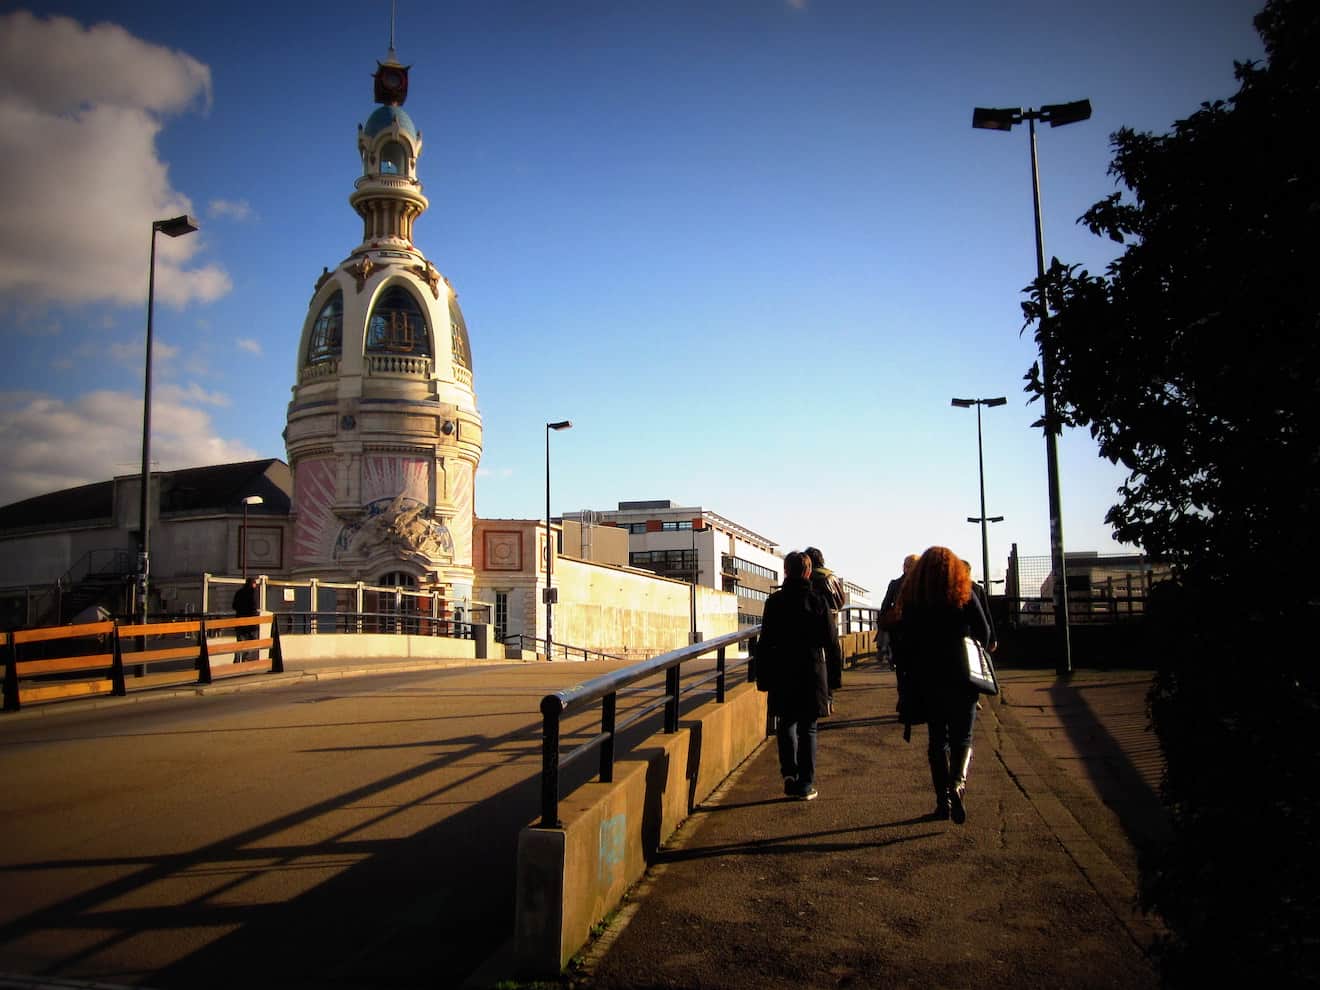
[1003,547,1171,626]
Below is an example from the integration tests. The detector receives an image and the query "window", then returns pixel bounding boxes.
[722,554,776,581]
[624,522,648,534]
[367,286,431,356]
[307,291,343,364]
[381,140,406,175]
[495,592,509,642]
[660,520,693,531]
[630,549,697,581]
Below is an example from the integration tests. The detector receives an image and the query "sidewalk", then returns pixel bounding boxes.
[573,662,1168,989]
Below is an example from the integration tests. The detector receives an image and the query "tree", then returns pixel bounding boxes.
[1023,1,1320,983]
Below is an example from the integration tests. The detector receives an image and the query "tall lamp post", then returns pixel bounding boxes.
[138,214,199,622]
[544,420,572,659]
[973,99,1090,675]
[951,397,1006,597]
[241,495,264,578]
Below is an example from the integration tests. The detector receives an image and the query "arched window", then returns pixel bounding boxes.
[380,141,407,176]
[366,286,431,356]
[306,291,343,364]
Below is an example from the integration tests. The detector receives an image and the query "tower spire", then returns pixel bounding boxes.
[388,0,397,62]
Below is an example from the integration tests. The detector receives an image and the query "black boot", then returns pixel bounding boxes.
[928,750,950,820]
[949,747,972,825]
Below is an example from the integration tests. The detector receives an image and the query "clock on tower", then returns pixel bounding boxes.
[373,61,409,106]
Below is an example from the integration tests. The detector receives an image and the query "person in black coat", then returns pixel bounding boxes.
[757,550,835,801]
[231,578,260,662]
[892,547,993,824]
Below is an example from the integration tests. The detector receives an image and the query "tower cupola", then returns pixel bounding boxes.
[351,56,427,247]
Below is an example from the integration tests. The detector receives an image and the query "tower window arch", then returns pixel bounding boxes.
[366,285,431,356]
[380,140,407,176]
[306,291,343,364]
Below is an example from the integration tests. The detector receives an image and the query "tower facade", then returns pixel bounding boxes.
[285,48,482,611]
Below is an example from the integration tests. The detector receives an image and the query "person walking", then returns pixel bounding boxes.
[231,577,260,662]
[757,550,835,801]
[803,546,845,710]
[879,553,920,668]
[890,546,993,823]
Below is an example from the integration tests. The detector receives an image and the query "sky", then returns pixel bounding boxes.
[0,0,1266,597]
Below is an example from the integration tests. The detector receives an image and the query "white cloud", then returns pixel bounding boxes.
[0,12,230,311]
[236,338,262,355]
[106,336,180,366]
[0,389,258,507]
[209,198,255,222]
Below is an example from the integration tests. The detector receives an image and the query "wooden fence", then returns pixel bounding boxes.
[2,615,283,713]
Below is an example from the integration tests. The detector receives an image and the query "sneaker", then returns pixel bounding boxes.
[783,776,797,796]
[797,783,819,801]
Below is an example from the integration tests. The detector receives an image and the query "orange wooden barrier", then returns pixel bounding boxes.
[3,615,283,712]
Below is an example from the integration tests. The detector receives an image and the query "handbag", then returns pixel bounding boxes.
[962,636,999,695]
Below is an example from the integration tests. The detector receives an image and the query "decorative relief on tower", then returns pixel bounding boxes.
[413,260,442,299]
[292,458,340,566]
[449,459,474,565]
[314,267,332,295]
[334,492,454,562]
[348,256,375,291]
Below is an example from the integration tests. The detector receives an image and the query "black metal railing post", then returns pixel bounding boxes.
[540,695,563,827]
[664,664,680,734]
[600,692,617,783]
[716,646,727,704]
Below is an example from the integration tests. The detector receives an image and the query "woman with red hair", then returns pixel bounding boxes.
[893,546,993,823]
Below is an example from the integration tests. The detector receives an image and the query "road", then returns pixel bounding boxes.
[0,659,715,989]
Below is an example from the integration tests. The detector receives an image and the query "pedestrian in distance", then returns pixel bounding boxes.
[889,546,993,824]
[231,577,260,662]
[879,553,920,668]
[756,550,835,801]
[803,546,846,711]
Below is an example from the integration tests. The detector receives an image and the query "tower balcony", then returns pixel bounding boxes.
[366,353,433,378]
[299,358,341,384]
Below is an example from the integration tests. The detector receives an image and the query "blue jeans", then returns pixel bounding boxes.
[776,717,819,785]
[926,686,979,760]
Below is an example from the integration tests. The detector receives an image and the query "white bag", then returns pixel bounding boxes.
[962,637,999,695]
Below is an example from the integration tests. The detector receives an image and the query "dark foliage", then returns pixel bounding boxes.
[1021,1,1320,983]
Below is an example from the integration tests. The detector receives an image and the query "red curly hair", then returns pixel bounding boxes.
[897,546,972,613]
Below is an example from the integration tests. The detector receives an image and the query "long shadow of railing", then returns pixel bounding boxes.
[0,660,740,988]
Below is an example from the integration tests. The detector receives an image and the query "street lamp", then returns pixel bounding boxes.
[241,495,264,578]
[544,420,572,659]
[138,214,199,623]
[973,99,1090,675]
[951,397,1006,598]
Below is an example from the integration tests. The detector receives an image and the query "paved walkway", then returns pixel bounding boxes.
[570,661,1170,990]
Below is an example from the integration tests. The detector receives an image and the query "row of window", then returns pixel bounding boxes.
[630,549,697,570]
[305,287,471,369]
[722,555,776,581]
[738,586,770,604]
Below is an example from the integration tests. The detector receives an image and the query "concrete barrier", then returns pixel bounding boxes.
[514,679,769,977]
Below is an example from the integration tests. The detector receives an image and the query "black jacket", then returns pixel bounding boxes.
[899,593,992,699]
[756,578,834,720]
[232,583,259,617]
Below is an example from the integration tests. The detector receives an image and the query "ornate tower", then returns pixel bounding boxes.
[285,44,483,611]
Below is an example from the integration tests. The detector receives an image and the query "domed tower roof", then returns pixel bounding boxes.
[363,104,418,141]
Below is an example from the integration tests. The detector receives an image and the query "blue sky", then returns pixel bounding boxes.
[0,0,1265,596]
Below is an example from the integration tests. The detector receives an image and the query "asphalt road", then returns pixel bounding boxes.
[0,659,722,989]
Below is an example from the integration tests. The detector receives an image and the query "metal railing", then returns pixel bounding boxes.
[536,627,759,827]
[278,610,477,638]
[501,633,629,663]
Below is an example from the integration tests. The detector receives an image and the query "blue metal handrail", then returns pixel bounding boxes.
[536,627,761,827]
